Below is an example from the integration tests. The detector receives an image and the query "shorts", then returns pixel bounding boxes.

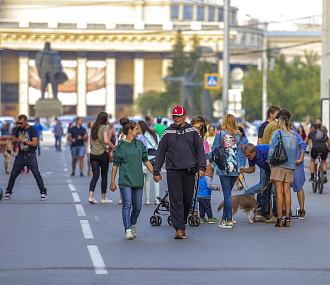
[311,148,328,160]
[270,167,294,183]
[71,146,85,158]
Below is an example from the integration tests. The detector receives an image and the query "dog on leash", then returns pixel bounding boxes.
[217,194,257,224]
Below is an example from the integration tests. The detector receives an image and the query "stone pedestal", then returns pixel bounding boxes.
[35,99,63,117]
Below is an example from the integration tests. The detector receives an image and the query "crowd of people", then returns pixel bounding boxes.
[1,107,328,239]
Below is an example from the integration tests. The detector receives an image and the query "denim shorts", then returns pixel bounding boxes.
[71,146,85,158]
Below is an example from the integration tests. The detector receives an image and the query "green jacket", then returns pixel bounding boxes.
[113,139,148,189]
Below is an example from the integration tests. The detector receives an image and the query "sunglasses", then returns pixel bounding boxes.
[17,122,23,125]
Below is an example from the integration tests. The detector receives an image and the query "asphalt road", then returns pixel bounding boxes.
[1,144,330,285]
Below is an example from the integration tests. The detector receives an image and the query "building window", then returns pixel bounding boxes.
[183,5,193,20]
[218,8,224,22]
[197,6,204,21]
[208,7,214,22]
[171,5,179,20]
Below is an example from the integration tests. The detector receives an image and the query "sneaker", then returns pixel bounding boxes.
[255,216,269,222]
[200,218,208,223]
[4,191,12,200]
[324,175,328,183]
[101,198,113,204]
[155,200,160,205]
[174,230,186,239]
[256,210,262,218]
[70,172,75,177]
[26,169,30,174]
[80,173,84,177]
[88,198,98,204]
[21,169,25,174]
[298,209,306,220]
[265,216,277,223]
[208,217,219,224]
[309,177,316,183]
[40,192,47,201]
[125,229,134,240]
[218,222,234,229]
[145,201,150,205]
[118,200,123,204]
[131,225,137,238]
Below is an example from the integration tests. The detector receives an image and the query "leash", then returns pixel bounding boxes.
[238,173,272,195]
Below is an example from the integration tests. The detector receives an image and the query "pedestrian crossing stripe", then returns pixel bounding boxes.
[204,73,220,89]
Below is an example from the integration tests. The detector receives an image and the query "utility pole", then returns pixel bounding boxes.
[262,24,268,122]
[321,0,330,131]
[222,0,230,116]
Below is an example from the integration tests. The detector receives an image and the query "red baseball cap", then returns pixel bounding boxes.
[172,106,186,116]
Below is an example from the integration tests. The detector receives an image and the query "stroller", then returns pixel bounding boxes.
[150,173,200,227]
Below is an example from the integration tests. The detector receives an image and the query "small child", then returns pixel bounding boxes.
[198,164,220,223]
[3,142,15,174]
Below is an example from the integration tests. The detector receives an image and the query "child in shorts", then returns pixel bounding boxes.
[198,164,220,223]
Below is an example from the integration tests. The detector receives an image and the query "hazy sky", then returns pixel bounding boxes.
[231,0,323,30]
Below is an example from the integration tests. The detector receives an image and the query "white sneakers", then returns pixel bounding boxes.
[88,198,98,204]
[101,198,113,204]
[131,225,137,238]
[89,198,113,204]
[125,229,134,240]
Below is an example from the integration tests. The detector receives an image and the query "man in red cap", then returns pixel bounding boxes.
[153,106,206,239]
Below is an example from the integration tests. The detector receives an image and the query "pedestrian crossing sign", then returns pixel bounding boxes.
[204,73,220,89]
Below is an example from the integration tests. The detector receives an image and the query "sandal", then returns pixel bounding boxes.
[283,217,290,227]
[275,218,284,227]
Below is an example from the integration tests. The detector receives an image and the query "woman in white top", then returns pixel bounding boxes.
[138,120,160,205]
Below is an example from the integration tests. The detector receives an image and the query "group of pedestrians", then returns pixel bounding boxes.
[2,108,327,239]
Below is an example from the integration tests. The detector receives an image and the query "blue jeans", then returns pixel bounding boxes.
[219,175,237,221]
[120,187,143,231]
[55,135,62,150]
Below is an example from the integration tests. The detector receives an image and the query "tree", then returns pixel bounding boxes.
[242,52,320,122]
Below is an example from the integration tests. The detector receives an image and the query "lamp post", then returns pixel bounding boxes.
[222,0,230,116]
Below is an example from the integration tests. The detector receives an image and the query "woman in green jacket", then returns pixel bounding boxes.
[110,118,155,240]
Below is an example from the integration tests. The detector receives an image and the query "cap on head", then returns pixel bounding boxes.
[172,106,186,116]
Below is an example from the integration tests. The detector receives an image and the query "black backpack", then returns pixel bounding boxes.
[211,132,229,172]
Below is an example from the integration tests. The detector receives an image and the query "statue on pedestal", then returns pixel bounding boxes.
[35,42,68,99]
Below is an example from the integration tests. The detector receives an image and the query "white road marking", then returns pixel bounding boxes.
[72,192,81,203]
[80,220,94,239]
[75,204,86,216]
[66,179,72,183]
[64,168,68,171]
[87,245,108,274]
[68,184,76,191]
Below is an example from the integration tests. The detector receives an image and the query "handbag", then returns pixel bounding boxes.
[270,131,288,165]
[211,132,229,172]
[97,138,113,163]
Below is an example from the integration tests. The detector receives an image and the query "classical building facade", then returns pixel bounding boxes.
[0,0,263,118]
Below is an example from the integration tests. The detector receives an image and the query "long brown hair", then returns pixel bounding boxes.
[91,112,108,140]
[190,115,206,140]
[138,120,158,144]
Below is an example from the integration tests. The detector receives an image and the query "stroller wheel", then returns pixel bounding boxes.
[156,216,162,226]
[195,216,201,227]
[188,215,195,227]
[150,215,158,226]
[167,215,173,227]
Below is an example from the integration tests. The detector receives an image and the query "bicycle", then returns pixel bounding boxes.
[311,152,325,194]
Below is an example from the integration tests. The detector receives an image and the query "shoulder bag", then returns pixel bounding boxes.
[211,131,229,172]
[270,130,288,165]
[97,137,113,163]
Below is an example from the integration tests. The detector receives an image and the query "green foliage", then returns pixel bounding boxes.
[136,31,214,116]
[242,52,320,122]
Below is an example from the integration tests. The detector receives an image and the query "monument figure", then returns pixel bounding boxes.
[35,42,68,99]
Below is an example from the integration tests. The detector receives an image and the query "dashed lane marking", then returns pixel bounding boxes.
[68,184,76,191]
[80,220,94,239]
[75,204,86,216]
[87,245,108,275]
[72,192,81,203]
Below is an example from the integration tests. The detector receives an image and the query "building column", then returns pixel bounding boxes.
[105,52,116,119]
[18,51,29,116]
[76,52,87,117]
[161,52,171,92]
[133,52,145,101]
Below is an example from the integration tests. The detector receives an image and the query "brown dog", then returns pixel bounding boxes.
[217,194,257,224]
